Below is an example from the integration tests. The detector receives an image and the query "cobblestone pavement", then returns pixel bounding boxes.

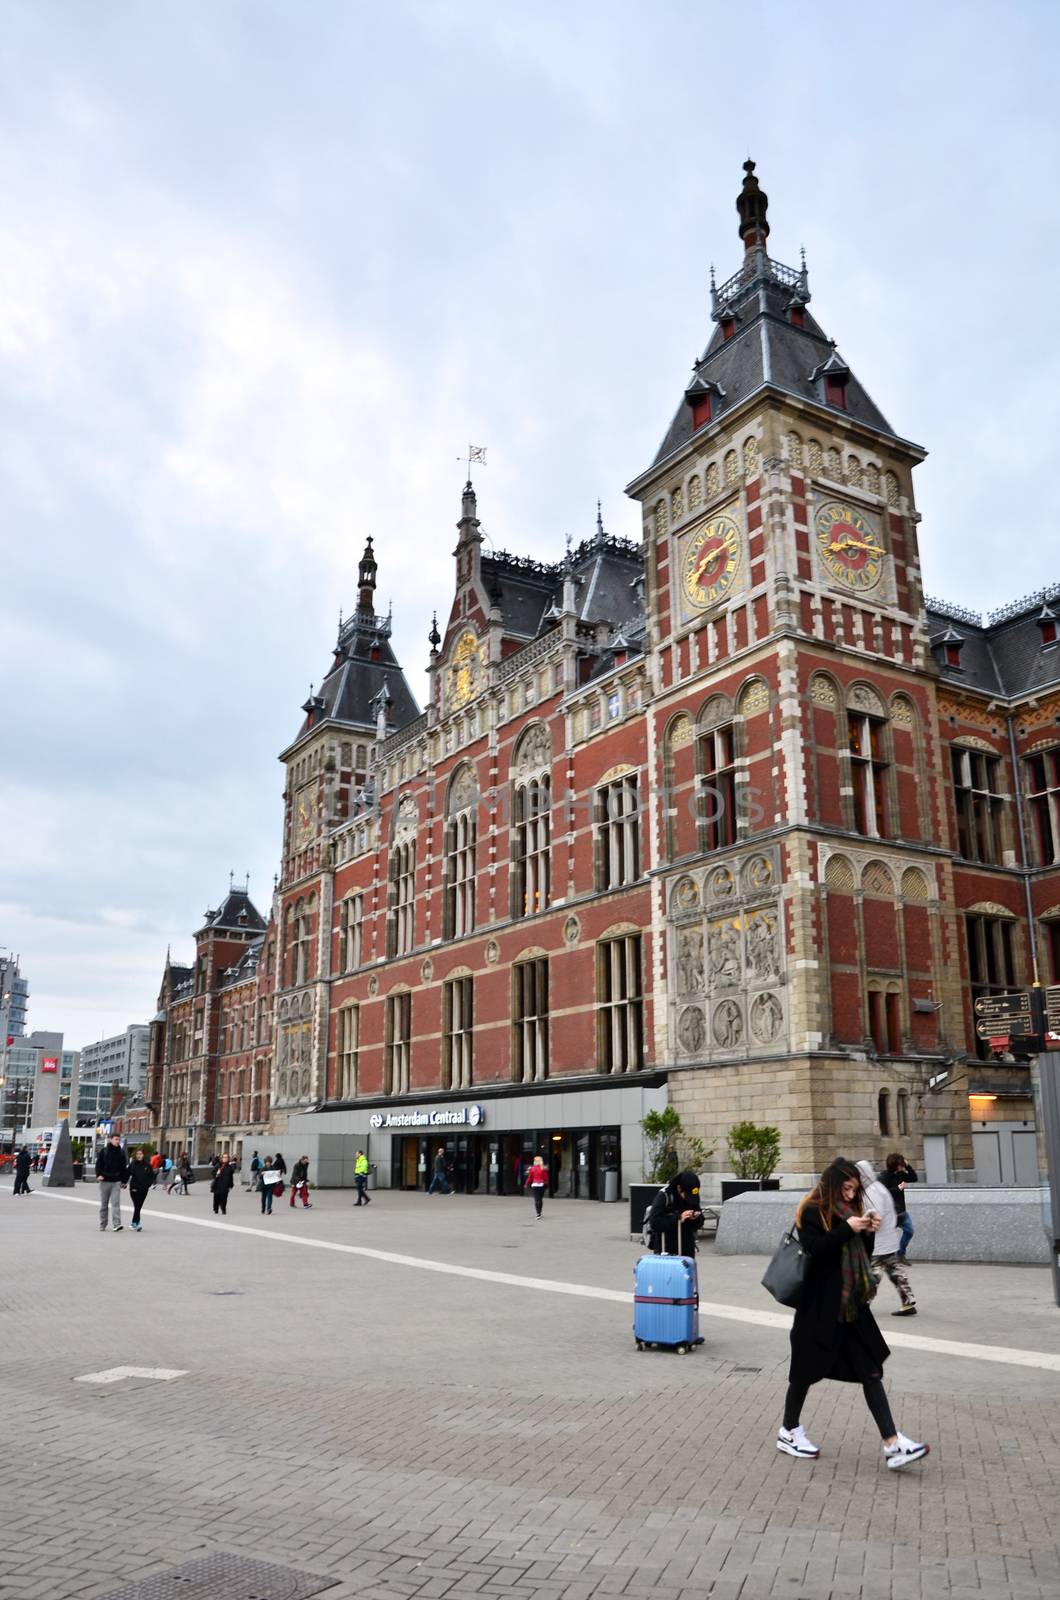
[2,1184,1059,1600]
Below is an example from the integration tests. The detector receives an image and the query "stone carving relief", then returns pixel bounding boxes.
[865,463,880,495]
[786,431,803,468]
[420,957,434,983]
[737,679,769,718]
[705,462,719,496]
[676,928,705,994]
[671,876,700,917]
[688,474,702,511]
[394,794,418,841]
[901,867,929,902]
[678,1006,705,1053]
[671,485,684,520]
[712,998,743,1049]
[655,498,668,535]
[707,865,735,902]
[724,450,738,485]
[514,722,551,775]
[849,683,884,716]
[669,714,694,751]
[667,844,786,1060]
[449,763,478,812]
[807,438,823,475]
[746,909,779,980]
[708,920,742,987]
[563,915,580,945]
[485,938,500,965]
[891,696,914,728]
[743,435,759,480]
[751,991,784,1044]
[810,674,837,707]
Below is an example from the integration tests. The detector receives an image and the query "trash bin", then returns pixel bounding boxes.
[603,1168,619,1204]
[367,1164,378,1191]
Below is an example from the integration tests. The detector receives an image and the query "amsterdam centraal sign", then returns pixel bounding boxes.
[369,1104,485,1130]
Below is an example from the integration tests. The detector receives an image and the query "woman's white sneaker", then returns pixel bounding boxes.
[885,1433,929,1469]
[777,1425,819,1459]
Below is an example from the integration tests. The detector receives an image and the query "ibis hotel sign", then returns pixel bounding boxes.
[369,1103,485,1131]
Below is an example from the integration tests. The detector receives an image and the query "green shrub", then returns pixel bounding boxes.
[726,1122,781,1181]
[641,1107,714,1183]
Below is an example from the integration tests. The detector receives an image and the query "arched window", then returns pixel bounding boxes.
[387,796,418,957]
[385,991,411,1095]
[511,724,552,919]
[845,686,891,838]
[444,764,478,939]
[697,697,738,852]
[877,1089,891,1137]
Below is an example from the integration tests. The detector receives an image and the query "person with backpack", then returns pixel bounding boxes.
[776,1157,929,1470]
[128,1147,156,1232]
[643,1171,704,1256]
[881,1151,918,1263]
[856,1160,917,1316]
[523,1153,549,1219]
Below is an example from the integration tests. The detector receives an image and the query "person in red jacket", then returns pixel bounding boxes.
[524,1154,549,1219]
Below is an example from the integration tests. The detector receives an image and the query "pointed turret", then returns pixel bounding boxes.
[357,535,378,615]
[736,158,770,253]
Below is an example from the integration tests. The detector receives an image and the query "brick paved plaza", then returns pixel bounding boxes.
[2,1184,1059,1600]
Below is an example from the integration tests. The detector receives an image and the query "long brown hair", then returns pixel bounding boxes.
[796,1158,863,1231]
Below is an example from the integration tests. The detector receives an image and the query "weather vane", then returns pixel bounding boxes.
[457,443,488,478]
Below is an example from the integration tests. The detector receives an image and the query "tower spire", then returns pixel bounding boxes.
[357,535,377,616]
[736,158,769,253]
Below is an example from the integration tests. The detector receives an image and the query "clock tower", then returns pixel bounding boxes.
[625,162,964,1182]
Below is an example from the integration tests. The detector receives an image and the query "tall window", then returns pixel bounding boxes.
[867,983,901,1054]
[1027,748,1060,865]
[597,935,644,1073]
[442,976,473,1090]
[698,725,737,852]
[388,842,416,957]
[595,776,640,890]
[513,778,550,917]
[337,1005,358,1099]
[445,773,477,939]
[513,958,548,1084]
[848,713,889,837]
[385,992,411,1094]
[1048,920,1060,984]
[292,899,313,986]
[952,748,1003,863]
[965,913,1016,1060]
[339,894,363,972]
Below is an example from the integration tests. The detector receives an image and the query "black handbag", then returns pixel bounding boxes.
[761,1226,808,1308]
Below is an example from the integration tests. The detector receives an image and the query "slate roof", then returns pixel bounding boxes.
[219,934,265,989]
[650,251,898,470]
[199,889,267,936]
[291,607,420,748]
[482,512,645,645]
[927,585,1060,700]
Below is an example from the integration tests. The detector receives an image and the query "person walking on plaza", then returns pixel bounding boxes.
[13,1145,32,1196]
[289,1155,313,1209]
[881,1151,918,1263]
[776,1157,929,1470]
[353,1149,371,1206]
[128,1147,156,1231]
[259,1157,277,1214]
[173,1153,193,1195]
[427,1147,452,1195]
[273,1151,287,1180]
[95,1132,129,1232]
[856,1160,916,1316]
[247,1149,262,1190]
[644,1171,704,1256]
[523,1153,549,1219]
[211,1153,235,1216]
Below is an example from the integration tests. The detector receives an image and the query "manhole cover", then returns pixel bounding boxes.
[96,1553,338,1600]
[730,1366,762,1374]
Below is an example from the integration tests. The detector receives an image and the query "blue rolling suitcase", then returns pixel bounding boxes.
[633,1251,703,1354]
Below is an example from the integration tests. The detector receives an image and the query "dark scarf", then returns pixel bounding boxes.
[835,1199,876,1322]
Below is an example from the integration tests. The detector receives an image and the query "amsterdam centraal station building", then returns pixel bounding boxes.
[131,166,1060,1199]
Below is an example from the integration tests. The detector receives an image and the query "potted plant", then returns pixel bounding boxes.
[721,1122,782,1202]
[631,1107,713,1235]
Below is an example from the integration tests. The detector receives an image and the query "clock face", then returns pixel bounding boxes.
[295,786,315,848]
[447,629,485,710]
[816,500,885,591]
[681,514,742,609]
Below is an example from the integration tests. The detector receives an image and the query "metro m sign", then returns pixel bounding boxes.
[41,1056,58,1073]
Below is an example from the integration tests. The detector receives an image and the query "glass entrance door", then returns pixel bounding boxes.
[575,1132,593,1199]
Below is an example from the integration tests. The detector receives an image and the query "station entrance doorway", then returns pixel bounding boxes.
[393,1126,621,1199]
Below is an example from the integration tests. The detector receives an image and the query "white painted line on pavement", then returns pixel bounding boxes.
[40,1192,1060,1375]
[75,1365,187,1385]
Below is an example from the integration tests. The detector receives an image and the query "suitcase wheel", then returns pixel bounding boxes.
[676,1344,689,1355]
[635,1339,644,1351]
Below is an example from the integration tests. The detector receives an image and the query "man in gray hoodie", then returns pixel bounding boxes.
[857,1159,916,1316]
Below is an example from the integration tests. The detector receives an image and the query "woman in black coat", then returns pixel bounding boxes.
[128,1149,156,1231]
[778,1158,929,1471]
[210,1155,236,1216]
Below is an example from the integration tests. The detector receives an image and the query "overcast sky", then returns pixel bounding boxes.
[2,0,1058,1047]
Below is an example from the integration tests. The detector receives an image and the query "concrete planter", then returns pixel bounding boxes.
[721,1178,780,1202]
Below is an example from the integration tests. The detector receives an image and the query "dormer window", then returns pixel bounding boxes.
[824,373,848,409]
[945,642,962,668]
[721,318,735,341]
[691,394,712,430]
[933,626,965,671]
[790,306,806,329]
[1038,606,1058,649]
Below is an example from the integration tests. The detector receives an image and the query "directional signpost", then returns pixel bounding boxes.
[974,990,1034,1042]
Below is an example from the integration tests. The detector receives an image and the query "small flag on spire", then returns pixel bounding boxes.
[458,443,488,477]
